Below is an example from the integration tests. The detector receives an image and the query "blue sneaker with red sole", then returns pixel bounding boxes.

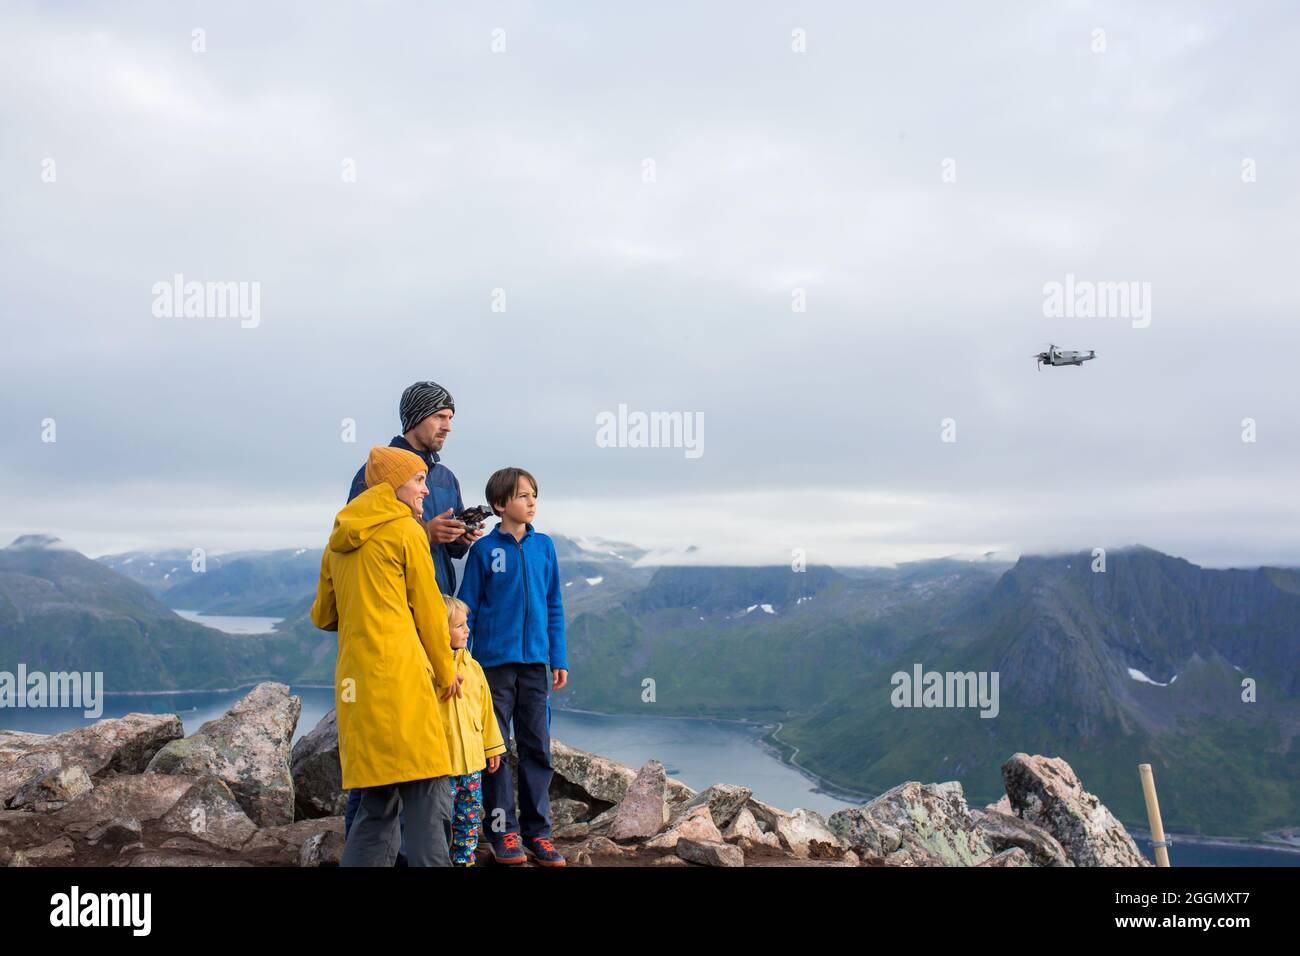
[525,836,566,867]
[491,832,527,865]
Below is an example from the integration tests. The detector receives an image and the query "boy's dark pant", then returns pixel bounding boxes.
[482,663,552,842]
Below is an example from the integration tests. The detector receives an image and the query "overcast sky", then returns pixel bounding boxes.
[1,1,1297,568]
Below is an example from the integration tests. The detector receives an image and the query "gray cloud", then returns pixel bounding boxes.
[1,1,1297,567]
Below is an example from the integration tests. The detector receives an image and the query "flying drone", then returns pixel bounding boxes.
[1034,344,1096,370]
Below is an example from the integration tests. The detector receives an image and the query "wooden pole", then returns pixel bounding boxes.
[1138,763,1171,867]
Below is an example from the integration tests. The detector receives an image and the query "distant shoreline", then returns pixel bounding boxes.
[553,704,876,805]
[761,720,877,804]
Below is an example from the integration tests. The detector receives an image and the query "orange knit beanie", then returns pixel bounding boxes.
[365,446,427,491]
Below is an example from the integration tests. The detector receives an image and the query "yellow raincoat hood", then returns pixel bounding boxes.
[328,484,416,553]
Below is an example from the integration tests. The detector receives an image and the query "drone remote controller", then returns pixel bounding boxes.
[455,505,494,532]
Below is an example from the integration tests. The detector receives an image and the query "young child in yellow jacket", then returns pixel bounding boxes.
[440,596,507,865]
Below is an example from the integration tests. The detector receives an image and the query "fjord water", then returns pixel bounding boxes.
[4,685,1294,866]
[173,609,283,634]
[1,686,849,815]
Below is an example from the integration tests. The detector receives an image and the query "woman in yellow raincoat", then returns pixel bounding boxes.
[311,445,463,867]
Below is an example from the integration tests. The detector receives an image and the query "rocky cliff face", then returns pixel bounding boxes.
[781,547,1300,837]
[1,682,1149,867]
[982,547,1300,701]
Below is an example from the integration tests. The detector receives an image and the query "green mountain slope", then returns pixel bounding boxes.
[779,548,1300,836]
[556,562,1000,717]
[1,537,333,692]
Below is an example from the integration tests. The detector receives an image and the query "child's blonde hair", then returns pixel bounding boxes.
[443,595,469,625]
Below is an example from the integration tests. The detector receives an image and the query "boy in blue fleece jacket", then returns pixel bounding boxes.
[455,467,568,867]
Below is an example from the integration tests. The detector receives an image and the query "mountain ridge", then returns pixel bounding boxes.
[4,534,1295,836]
[778,546,1299,836]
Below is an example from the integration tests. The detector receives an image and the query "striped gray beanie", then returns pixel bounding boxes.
[399,381,455,433]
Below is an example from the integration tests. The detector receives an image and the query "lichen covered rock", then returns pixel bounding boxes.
[146,682,301,827]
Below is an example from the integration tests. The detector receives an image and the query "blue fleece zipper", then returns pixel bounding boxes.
[516,535,530,660]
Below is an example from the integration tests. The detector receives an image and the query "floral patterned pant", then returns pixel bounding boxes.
[448,771,483,864]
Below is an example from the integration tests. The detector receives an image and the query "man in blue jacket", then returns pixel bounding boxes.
[341,380,485,852]
[456,466,567,867]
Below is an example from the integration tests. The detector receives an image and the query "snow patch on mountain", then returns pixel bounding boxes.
[1127,667,1176,687]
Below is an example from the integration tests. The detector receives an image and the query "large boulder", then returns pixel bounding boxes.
[156,776,258,851]
[584,804,619,835]
[830,781,994,866]
[676,837,744,867]
[550,739,634,805]
[772,808,843,860]
[665,777,695,811]
[298,829,345,867]
[609,760,669,841]
[550,797,590,829]
[52,774,197,827]
[0,730,48,765]
[8,764,93,811]
[1001,753,1149,867]
[680,783,752,830]
[1,714,182,811]
[242,817,346,866]
[971,808,1071,867]
[146,682,302,828]
[1,750,63,808]
[37,714,184,776]
[743,796,788,833]
[721,807,782,850]
[552,821,591,841]
[290,709,344,819]
[551,740,694,812]
[646,804,723,849]
[85,817,143,850]
[1,733,53,809]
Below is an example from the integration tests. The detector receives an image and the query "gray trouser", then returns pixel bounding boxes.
[341,776,451,867]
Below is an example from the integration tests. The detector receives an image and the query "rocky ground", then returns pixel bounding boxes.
[1,682,1150,867]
